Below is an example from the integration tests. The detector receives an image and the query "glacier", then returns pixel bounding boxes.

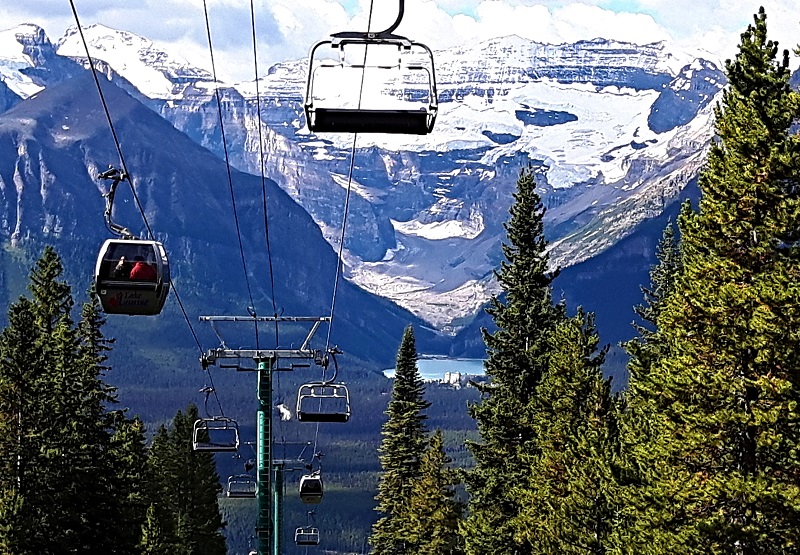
[0,23,728,330]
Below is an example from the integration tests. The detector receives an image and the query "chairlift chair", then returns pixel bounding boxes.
[304,33,438,135]
[295,526,320,546]
[299,472,324,504]
[296,383,351,423]
[192,416,240,452]
[226,474,257,498]
[94,238,170,315]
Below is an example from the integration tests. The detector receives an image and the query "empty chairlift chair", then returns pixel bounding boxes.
[226,474,257,498]
[192,416,240,452]
[299,472,324,504]
[296,383,351,423]
[295,526,320,546]
[94,238,170,315]
[304,33,438,135]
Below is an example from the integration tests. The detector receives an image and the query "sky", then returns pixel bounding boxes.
[1,0,798,84]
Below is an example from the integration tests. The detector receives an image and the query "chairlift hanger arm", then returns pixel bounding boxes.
[98,165,133,238]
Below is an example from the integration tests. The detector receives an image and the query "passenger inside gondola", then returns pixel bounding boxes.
[113,256,131,279]
[129,255,157,281]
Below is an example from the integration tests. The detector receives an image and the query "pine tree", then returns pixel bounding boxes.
[512,310,617,554]
[370,325,430,555]
[463,164,563,555]
[406,430,464,555]
[622,8,800,553]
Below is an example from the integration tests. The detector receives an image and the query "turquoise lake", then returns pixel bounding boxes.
[383,357,485,380]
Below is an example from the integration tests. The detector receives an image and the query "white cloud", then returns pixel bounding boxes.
[0,0,798,83]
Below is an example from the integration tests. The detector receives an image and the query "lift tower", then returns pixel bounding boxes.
[200,315,330,555]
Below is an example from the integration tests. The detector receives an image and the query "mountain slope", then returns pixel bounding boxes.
[0,71,435,367]
[3,24,729,331]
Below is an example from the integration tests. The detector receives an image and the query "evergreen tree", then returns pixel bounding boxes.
[463,164,563,555]
[0,298,44,553]
[616,219,688,554]
[512,310,617,554]
[406,430,464,555]
[631,221,682,336]
[0,247,147,552]
[370,325,430,555]
[140,503,173,555]
[622,8,800,553]
[147,404,227,555]
[109,413,150,554]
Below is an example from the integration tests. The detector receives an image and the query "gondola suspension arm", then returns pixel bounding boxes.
[98,165,133,239]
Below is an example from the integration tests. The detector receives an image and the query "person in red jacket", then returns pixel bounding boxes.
[129,255,157,281]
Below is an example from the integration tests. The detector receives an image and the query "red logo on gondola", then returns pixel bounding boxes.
[108,292,123,307]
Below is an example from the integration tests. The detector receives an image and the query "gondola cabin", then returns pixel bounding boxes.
[296,383,351,423]
[295,527,320,546]
[226,474,257,498]
[304,34,437,135]
[299,473,324,504]
[94,239,169,315]
[192,416,240,452]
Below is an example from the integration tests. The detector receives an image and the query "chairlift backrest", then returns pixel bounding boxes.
[193,417,240,452]
[94,238,170,315]
[304,34,437,135]
[299,473,324,504]
[227,474,257,498]
[295,526,320,546]
[296,383,351,423]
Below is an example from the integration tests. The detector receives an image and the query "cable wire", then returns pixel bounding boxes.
[249,0,281,349]
[246,0,288,460]
[314,0,379,460]
[323,0,376,354]
[68,0,206,358]
[201,0,260,349]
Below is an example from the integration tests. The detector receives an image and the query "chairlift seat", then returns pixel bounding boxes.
[299,473,324,504]
[296,383,351,423]
[309,108,432,135]
[295,526,320,546]
[226,474,257,498]
[94,238,170,315]
[304,34,437,135]
[193,416,240,452]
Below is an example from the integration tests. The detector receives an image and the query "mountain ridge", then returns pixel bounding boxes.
[0,22,728,331]
[0,71,437,367]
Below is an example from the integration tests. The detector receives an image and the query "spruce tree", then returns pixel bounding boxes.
[0,298,43,553]
[147,404,227,555]
[512,310,617,554]
[463,164,563,555]
[140,503,174,555]
[370,325,430,555]
[109,413,150,554]
[623,8,800,553]
[406,430,464,555]
[0,247,146,551]
[616,219,688,554]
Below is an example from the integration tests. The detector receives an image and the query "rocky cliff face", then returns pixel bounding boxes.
[0,72,436,366]
[1,24,729,330]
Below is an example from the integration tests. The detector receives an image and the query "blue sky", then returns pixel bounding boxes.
[0,0,797,83]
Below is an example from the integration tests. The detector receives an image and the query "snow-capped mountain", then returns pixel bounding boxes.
[0,23,726,330]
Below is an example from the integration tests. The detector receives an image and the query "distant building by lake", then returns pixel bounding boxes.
[384,357,486,387]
